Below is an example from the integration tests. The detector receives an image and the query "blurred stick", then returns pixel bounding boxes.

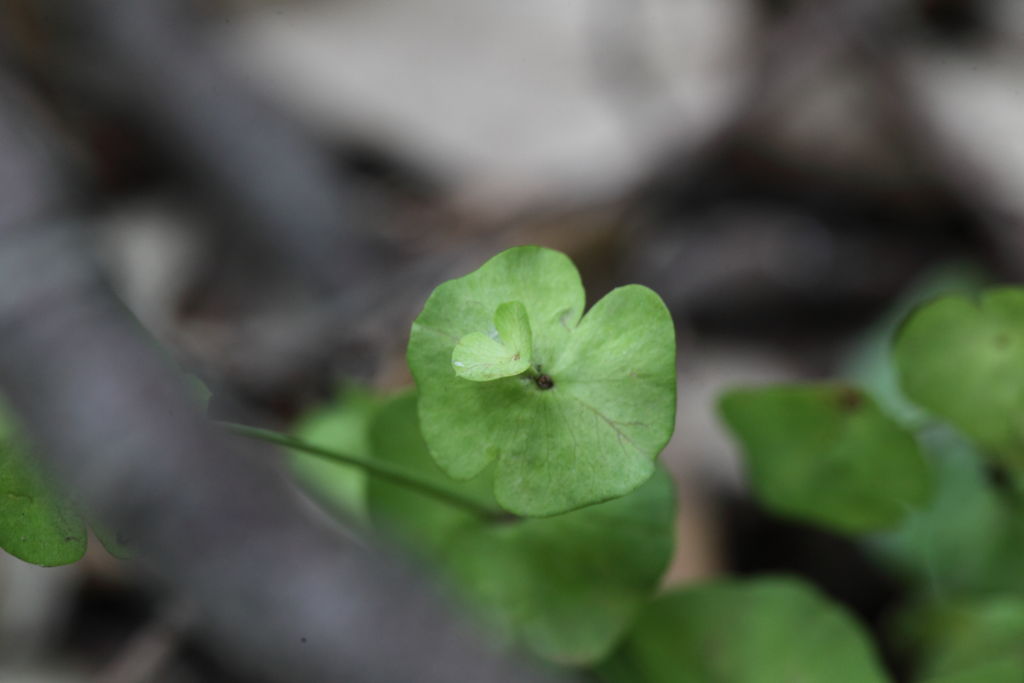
[6,0,406,400]
[65,0,386,296]
[0,63,559,683]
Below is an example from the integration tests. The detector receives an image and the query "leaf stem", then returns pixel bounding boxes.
[223,422,506,520]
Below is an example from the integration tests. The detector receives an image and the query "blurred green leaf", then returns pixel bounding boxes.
[444,469,674,665]
[870,425,1024,597]
[598,577,891,683]
[91,523,134,560]
[0,409,86,566]
[893,597,1024,682]
[289,385,377,520]
[920,661,1023,683]
[894,288,1024,466]
[185,373,212,409]
[841,262,987,428]
[367,392,490,553]
[368,392,675,665]
[720,384,930,533]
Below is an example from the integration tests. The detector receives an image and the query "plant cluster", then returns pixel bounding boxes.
[5,248,1024,681]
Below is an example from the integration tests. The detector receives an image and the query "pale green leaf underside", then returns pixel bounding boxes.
[598,578,891,683]
[367,393,675,665]
[894,288,1024,467]
[720,384,930,534]
[409,246,676,516]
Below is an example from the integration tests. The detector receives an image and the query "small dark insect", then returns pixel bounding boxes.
[536,374,554,390]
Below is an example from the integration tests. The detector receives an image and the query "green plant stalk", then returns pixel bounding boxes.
[224,422,506,520]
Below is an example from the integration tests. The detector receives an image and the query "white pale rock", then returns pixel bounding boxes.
[907,35,1024,220]
[219,0,751,212]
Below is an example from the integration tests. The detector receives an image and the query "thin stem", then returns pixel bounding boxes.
[223,422,505,520]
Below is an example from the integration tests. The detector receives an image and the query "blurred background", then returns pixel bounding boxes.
[1,0,1023,680]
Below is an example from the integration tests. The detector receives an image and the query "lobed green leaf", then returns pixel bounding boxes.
[408,246,676,516]
[894,597,1024,683]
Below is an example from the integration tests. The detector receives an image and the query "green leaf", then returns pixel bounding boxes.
[894,597,1024,682]
[367,392,675,665]
[598,577,891,683]
[452,301,533,381]
[367,392,491,553]
[869,425,1024,597]
[919,661,1023,683]
[408,246,676,516]
[840,261,987,429]
[0,434,86,567]
[92,523,135,560]
[494,300,533,360]
[289,385,377,520]
[445,469,674,664]
[894,288,1024,466]
[720,383,931,533]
